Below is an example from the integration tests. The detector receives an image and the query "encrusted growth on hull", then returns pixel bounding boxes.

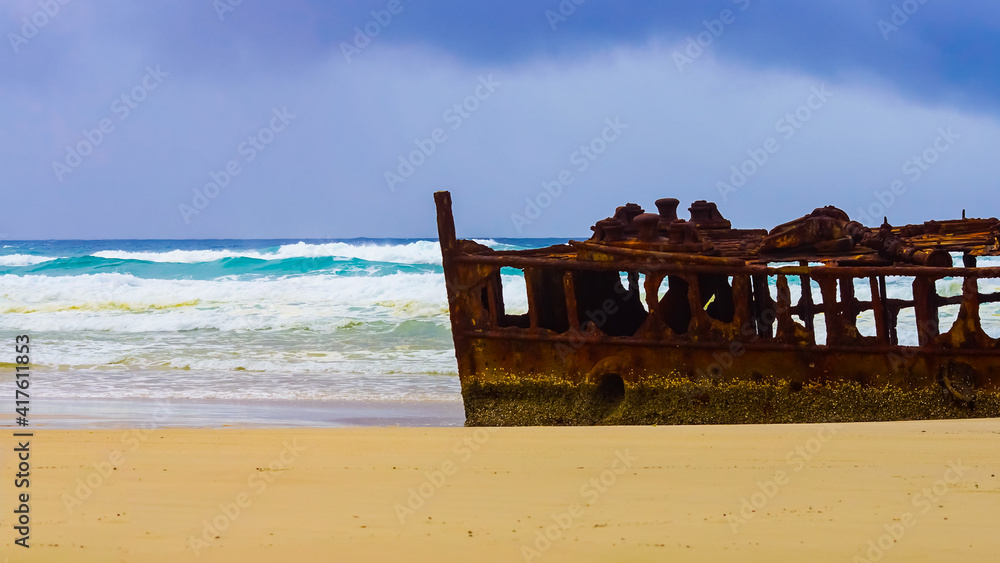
[463,379,1000,426]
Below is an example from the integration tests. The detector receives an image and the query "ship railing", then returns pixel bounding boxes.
[447,252,1000,352]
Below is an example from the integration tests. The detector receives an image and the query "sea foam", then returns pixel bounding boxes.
[0,254,57,266]
[92,240,449,265]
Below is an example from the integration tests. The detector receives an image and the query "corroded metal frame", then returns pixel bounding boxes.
[435,191,1000,426]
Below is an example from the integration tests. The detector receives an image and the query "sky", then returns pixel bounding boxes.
[2,0,999,239]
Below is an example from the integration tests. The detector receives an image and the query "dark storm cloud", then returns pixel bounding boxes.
[331,0,1000,112]
[10,1,995,108]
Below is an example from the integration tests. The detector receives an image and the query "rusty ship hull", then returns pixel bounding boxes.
[434,191,1000,426]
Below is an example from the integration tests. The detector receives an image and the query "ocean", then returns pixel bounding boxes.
[0,238,555,426]
[2,239,998,426]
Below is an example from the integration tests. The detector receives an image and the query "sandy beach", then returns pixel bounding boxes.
[3,419,999,562]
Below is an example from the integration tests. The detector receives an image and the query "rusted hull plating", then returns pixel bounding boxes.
[434,191,1000,426]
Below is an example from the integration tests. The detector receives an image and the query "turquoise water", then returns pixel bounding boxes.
[0,238,559,403]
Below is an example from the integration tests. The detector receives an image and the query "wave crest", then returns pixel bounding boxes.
[0,254,57,266]
[92,240,447,265]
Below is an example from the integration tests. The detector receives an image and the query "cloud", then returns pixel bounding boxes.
[1,1,998,238]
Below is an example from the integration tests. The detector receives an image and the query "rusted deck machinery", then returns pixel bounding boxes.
[434,191,1000,426]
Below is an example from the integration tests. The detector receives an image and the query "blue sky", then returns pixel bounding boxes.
[2,0,998,239]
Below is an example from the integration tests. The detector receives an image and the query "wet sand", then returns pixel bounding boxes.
[3,420,999,562]
[4,397,466,428]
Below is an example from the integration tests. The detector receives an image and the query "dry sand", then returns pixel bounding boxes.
[3,420,999,562]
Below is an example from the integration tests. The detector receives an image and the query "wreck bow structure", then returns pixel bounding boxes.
[434,191,1000,426]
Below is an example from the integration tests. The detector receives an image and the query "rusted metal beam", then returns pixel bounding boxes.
[798,261,816,340]
[869,276,889,345]
[455,253,1000,279]
[912,275,941,345]
[563,270,580,333]
[461,330,1000,355]
[434,191,457,254]
[524,267,541,331]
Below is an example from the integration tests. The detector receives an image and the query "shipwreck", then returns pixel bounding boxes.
[434,191,1000,426]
